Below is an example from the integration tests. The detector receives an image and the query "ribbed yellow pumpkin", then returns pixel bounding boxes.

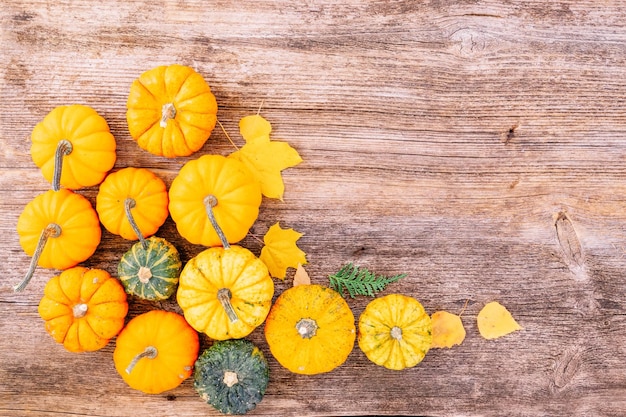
[176,245,274,340]
[358,294,432,370]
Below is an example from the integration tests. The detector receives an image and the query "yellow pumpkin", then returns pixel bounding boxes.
[38,267,128,353]
[264,284,356,375]
[15,189,101,292]
[30,104,116,190]
[358,294,432,370]
[176,245,274,340]
[96,167,169,241]
[168,154,262,247]
[126,64,218,158]
[113,310,199,394]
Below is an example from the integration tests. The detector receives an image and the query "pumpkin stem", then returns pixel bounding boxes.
[295,318,318,339]
[124,198,148,250]
[217,288,239,323]
[390,326,403,341]
[203,195,231,249]
[14,223,61,292]
[137,266,153,284]
[126,346,158,374]
[52,139,73,191]
[72,303,88,318]
[223,371,239,387]
[160,103,177,128]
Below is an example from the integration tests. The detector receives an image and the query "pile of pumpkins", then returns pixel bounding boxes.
[15,64,433,415]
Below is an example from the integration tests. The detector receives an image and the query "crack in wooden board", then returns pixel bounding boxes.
[554,212,587,280]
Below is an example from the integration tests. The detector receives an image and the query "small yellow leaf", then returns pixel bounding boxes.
[293,264,311,287]
[229,115,302,200]
[259,222,307,280]
[477,301,522,340]
[239,114,271,143]
[431,311,466,349]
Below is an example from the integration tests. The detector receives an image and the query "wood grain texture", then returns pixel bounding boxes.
[2,0,626,415]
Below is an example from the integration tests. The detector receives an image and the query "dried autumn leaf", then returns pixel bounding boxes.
[229,115,302,200]
[259,222,307,280]
[292,264,311,286]
[477,301,522,340]
[431,311,466,349]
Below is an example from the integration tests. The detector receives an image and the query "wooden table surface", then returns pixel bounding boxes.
[2,1,626,416]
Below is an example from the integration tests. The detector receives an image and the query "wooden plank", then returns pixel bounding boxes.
[2,0,626,415]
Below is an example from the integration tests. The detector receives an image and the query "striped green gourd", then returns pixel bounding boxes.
[117,236,181,300]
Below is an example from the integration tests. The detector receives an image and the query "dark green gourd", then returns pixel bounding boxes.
[117,236,181,300]
[194,339,269,415]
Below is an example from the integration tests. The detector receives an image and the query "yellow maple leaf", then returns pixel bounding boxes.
[229,115,302,200]
[259,222,307,280]
[431,311,466,349]
[239,114,272,143]
[477,301,523,340]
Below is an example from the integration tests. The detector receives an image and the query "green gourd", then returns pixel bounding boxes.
[117,236,181,300]
[194,339,269,415]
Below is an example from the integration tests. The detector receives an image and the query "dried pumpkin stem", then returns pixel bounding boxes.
[160,103,176,128]
[223,371,239,387]
[124,198,148,250]
[72,303,88,318]
[296,318,318,339]
[14,223,61,292]
[390,326,403,341]
[52,139,73,191]
[203,195,231,249]
[126,346,158,374]
[217,288,239,323]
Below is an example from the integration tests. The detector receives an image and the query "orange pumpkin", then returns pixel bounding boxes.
[30,104,116,190]
[264,284,356,375]
[168,154,262,246]
[114,310,199,394]
[96,167,169,241]
[38,267,128,353]
[126,64,218,158]
[15,189,101,292]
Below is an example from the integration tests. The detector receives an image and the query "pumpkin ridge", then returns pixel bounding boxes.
[77,314,100,340]
[174,90,213,109]
[45,315,72,343]
[38,300,71,321]
[174,71,209,103]
[69,131,116,152]
[135,78,160,104]
[58,267,85,302]
[70,112,109,140]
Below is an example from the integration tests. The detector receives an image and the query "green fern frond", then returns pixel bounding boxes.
[328,263,406,298]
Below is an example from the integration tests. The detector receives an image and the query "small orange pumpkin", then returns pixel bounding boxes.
[15,189,101,292]
[30,104,116,190]
[126,64,218,158]
[96,167,169,241]
[37,267,128,353]
[168,154,262,246]
[113,310,199,394]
